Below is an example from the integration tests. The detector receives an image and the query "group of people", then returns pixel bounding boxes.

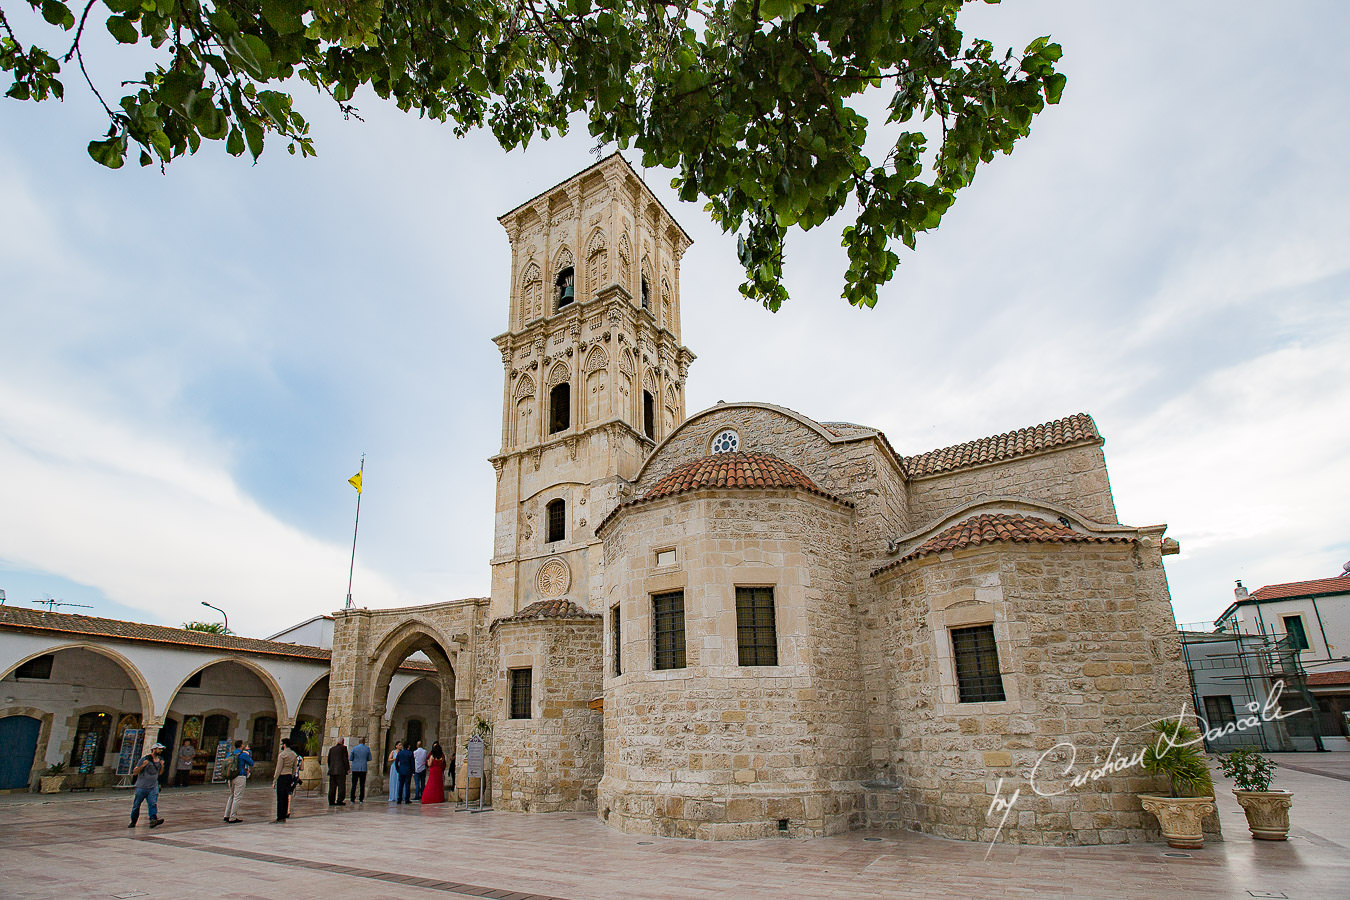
[128,734,454,829]
[385,739,454,804]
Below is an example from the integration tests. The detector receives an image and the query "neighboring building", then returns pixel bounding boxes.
[1179,629,1311,752]
[1212,570,1350,748]
[0,607,433,791]
[3,154,1197,848]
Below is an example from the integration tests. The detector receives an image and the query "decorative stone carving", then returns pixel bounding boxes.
[1138,795,1215,849]
[536,558,572,597]
[1234,790,1293,840]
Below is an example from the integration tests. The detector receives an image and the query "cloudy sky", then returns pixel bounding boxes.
[2,1,1347,636]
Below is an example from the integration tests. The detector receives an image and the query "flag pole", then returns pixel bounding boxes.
[346,454,364,610]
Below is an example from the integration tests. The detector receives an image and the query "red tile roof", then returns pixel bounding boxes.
[0,606,434,672]
[1250,576,1350,602]
[903,414,1101,478]
[872,513,1135,576]
[495,599,599,625]
[1306,670,1350,687]
[597,452,852,535]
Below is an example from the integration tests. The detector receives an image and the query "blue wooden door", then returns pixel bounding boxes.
[0,715,40,790]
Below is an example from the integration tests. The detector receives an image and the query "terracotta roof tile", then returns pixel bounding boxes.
[1249,576,1350,602]
[0,606,435,674]
[0,606,331,660]
[1306,670,1350,687]
[496,599,599,624]
[643,451,827,500]
[598,452,852,534]
[872,513,1134,576]
[903,414,1101,478]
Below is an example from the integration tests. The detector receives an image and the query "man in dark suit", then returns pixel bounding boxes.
[327,737,350,806]
[394,742,415,804]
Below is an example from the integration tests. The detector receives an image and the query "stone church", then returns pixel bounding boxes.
[320,153,1192,844]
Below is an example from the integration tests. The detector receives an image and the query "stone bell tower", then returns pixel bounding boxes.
[488,153,695,620]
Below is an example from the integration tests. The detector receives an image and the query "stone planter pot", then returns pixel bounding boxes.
[39,775,67,794]
[1139,794,1215,849]
[1234,790,1292,840]
[299,756,322,791]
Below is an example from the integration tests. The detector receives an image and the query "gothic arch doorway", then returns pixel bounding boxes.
[368,624,458,794]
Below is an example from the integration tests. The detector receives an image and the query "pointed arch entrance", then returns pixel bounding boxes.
[368,622,458,793]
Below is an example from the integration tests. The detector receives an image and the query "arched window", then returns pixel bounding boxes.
[556,266,575,310]
[550,382,570,434]
[643,390,655,439]
[640,275,650,310]
[547,498,566,543]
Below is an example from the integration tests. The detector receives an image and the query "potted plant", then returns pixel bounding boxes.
[298,720,323,791]
[1138,719,1216,849]
[39,761,69,793]
[1218,747,1292,840]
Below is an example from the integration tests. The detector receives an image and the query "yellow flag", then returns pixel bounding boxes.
[348,471,362,493]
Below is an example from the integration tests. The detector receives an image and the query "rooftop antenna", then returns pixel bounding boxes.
[32,596,92,612]
[591,138,606,161]
[1341,559,1350,577]
[0,588,6,605]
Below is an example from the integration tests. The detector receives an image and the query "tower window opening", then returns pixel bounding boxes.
[641,276,650,310]
[550,382,571,434]
[547,498,566,543]
[556,266,575,309]
[643,390,655,439]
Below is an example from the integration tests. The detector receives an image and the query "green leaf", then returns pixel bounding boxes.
[106,15,139,44]
[243,119,265,159]
[87,136,126,169]
[41,0,75,29]
[1045,72,1067,105]
[226,127,245,156]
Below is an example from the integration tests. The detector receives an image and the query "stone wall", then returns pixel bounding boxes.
[482,615,603,812]
[598,489,867,839]
[907,444,1119,527]
[871,538,1193,846]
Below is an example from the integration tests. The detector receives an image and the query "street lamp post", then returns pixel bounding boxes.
[201,601,229,634]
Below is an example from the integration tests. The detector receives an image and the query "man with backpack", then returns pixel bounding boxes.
[221,740,253,823]
[128,742,166,829]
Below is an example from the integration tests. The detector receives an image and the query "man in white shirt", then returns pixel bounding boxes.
[412,741,428,801]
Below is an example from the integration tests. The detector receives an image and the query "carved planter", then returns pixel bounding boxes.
[299,756,322,791]
[1139,794,1215,849]
[39,775,67,794]
[1234,790,1292,840]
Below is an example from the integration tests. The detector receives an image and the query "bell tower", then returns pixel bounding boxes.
[488,153,695,620]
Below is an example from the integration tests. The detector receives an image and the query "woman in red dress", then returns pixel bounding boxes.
[421,741,447,804]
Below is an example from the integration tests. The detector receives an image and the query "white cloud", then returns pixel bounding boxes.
[0,380,425,634]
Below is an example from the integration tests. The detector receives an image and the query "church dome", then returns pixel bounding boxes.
[641,452,832,502]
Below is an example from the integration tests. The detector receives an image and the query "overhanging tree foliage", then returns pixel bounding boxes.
[1,0,1064,310]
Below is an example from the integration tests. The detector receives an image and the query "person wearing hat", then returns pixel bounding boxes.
[128,742,166,829]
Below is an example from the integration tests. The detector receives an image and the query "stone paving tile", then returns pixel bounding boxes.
[1,767,1348,899]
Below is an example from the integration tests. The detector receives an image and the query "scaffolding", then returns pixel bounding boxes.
[1177,624,1324,752]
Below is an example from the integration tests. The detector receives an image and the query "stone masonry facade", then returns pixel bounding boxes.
[315,156,1195,847]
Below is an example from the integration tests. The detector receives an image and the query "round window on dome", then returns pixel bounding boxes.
[710,429,740,454]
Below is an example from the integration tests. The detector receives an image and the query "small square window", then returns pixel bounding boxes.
[655,548,677,567]
[509,668,532,719]
[184,671,203,689]
[951,625,1006,703]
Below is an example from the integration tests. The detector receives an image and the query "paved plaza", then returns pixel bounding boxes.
[1,757,1346,899]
